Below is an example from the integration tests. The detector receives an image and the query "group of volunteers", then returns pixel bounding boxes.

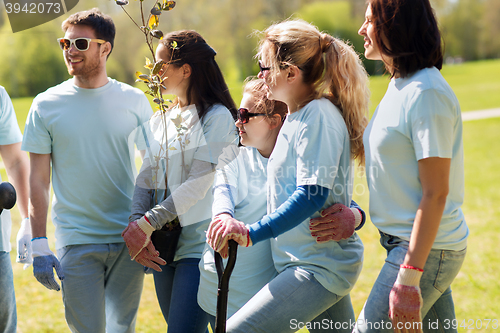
[0,0,468,332]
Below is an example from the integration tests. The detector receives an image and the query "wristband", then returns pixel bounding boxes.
[400,264,424,272]
[350,208,362,228]
[396,265,423,287]
[31,236,47,241]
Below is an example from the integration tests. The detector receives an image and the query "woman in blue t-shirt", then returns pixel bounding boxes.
[198,78,365,332]
[122,30,238,333]
[351,0,468,331]
[207,20,371,332]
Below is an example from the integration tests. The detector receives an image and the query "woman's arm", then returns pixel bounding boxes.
[404,156,451,269]
[145,159,216,229]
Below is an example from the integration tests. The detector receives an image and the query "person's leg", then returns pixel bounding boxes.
[58,244,107,333]
[153,261,176,322]
[354,234,466,333]
[207,314,216,333]
[0,251,16,333]
[104,243,144,333]
[226,267,340,333]
[423,287,457,333]
[166,258,210,333]
[309,294,356,333]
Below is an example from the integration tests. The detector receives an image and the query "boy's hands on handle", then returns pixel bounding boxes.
[309,203,360,243]
[16,217,32,269]
[122,215,155,260]
[31,237,64,291]
[389,265,424,333]
[207,214,251,259]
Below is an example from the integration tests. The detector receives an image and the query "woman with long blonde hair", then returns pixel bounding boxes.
[207,19,370,332]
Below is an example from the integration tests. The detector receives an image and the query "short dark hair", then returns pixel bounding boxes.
[369,0,443,77]
[160,30,237,121]
[62,8,115,56]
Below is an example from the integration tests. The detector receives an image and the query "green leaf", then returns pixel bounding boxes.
[151,7,162,16]
[150,30,164,40]
[152,60,165,75]
[136,72,150,82]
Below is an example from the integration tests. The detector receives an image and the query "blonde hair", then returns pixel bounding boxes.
[258,19,370,163]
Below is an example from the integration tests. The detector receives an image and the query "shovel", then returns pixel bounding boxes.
[0,182,16,214]
[214,239,238,333]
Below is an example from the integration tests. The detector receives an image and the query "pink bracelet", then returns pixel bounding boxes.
[400,264,424,272]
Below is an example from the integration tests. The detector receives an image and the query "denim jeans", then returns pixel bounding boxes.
[57,243,144,333]
[354,232,466,333]
[0,251,16,333]
[226,267,355,333]
[153,257,210,333]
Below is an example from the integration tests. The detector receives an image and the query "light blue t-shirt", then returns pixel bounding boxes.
[139,103,237,261]
[267,98,363,296]
[364,67,468,251]
[22,78,153,249]
[198,145,277,317]
[0,86,23,252]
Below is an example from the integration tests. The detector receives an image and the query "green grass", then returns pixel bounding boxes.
[368,59,500,114]
[5,59,500,332]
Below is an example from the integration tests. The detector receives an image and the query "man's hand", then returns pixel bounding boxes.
[309,203,360,243]
[389,265,424,333]
[16,218,32,268]
[122,216,155,260]
[32,237,64,291]
[207,214,251,258]
[134,241,166,272]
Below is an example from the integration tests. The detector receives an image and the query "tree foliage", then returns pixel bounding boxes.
[0,0,498,98]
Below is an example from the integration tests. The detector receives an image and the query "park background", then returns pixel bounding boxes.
[1,0,499,331]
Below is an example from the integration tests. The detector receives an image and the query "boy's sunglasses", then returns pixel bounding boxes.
[258,61,271,73]
[237,108,266,124]
[57,37,106,51]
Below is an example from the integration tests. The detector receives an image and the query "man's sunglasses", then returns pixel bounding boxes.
[237,108,267,124]
[57,38,106,51]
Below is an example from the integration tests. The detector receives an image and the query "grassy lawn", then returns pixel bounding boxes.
[4,59,500,332]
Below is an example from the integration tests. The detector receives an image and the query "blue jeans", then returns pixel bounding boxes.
[153,258,210,333]
[226,267,355,333]
[206,289,354,333]
[0,251,16,333]
[57,243,144,333]
[354,232,466,333]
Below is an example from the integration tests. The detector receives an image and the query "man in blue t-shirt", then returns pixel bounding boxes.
[0,85,30,333]
[21,9,153,333]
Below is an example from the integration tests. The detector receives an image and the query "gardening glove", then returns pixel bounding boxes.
[134,241,166,273]
[32,237,64,291]
[122,216,155,260]
[16,218,32,269]
[389,265,424,333]
[309,203,361,243]
[207,214,251,259]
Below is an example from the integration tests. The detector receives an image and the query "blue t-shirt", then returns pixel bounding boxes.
[22,78,153,249]
[0,86,23,252]
[198,145,277,317]
[364,67,468,251]
[266,98,363,296]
